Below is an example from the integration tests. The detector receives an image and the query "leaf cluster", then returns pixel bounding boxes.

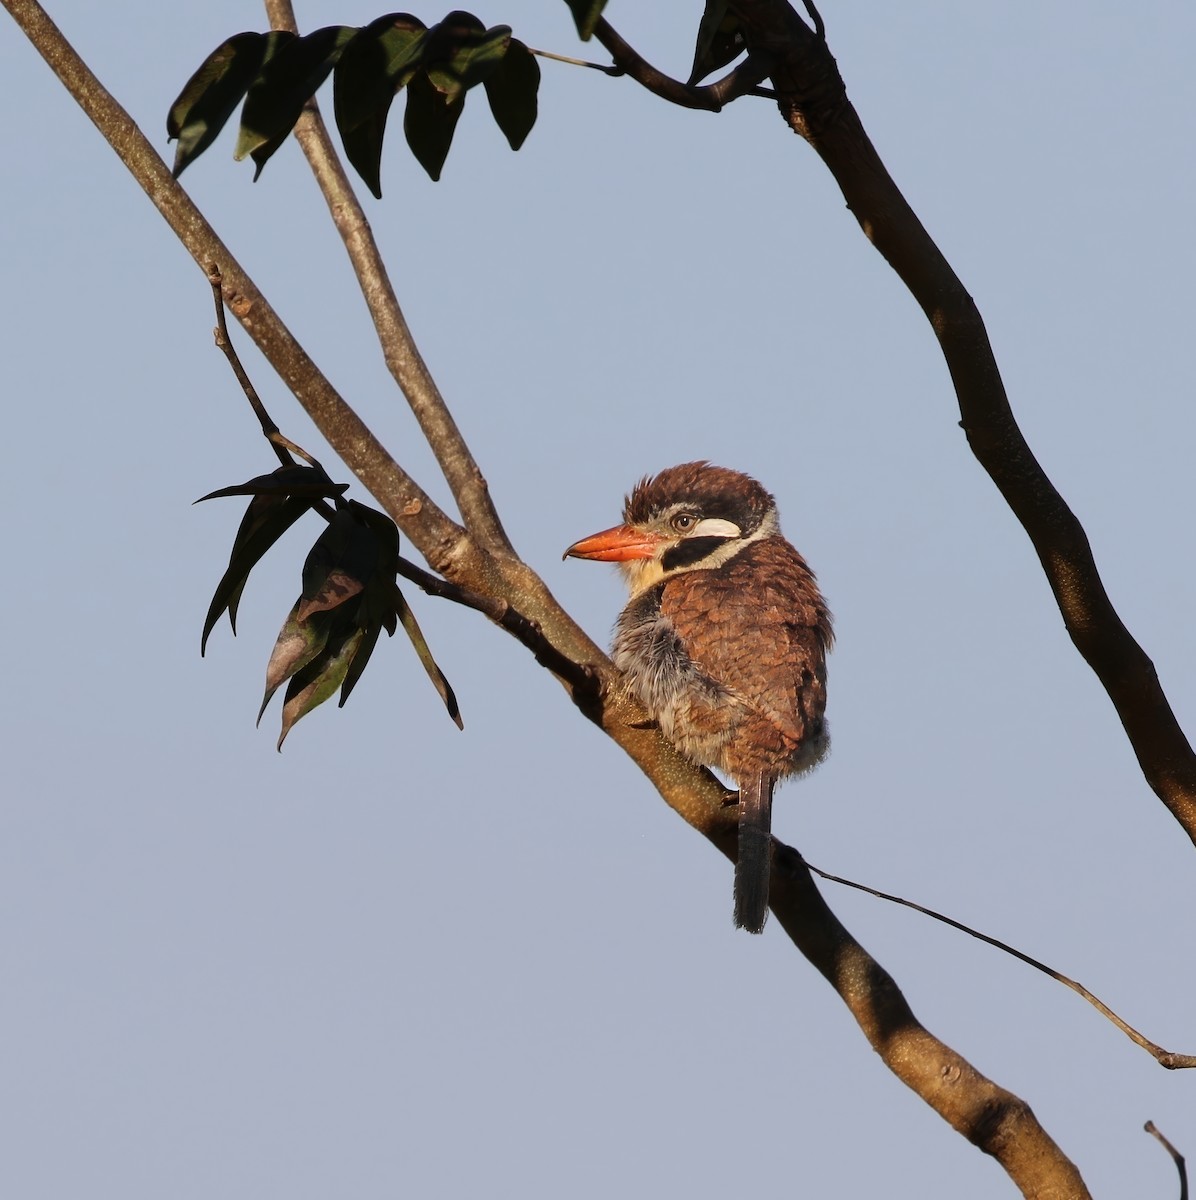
[167,11,540,191]
[197,465,458,748]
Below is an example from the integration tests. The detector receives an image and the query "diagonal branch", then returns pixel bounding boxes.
[262,0,513,555]
[717,0,1196,843]
[768,843,1091,1198]
[3,4,1095,1194]
[0,0,475,582]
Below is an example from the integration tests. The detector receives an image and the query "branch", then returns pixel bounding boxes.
[724,0,1196,844]
[0,5,1096,1194]
[807,861,1196,1070]
[0,1,482,586]
[768,844,1091,1198]
[590,17,774,111]
[261,0,513,555]
[1146,1123,1189,1200]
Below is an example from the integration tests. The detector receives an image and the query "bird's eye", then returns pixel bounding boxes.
[671,512,697,532]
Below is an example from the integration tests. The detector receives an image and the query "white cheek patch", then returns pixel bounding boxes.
[621,557,668,595]
[692,517,741,539]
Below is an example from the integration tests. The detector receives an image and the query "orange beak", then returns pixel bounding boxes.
[563,524,664,562]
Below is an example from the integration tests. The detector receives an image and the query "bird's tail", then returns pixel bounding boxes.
[734,774,773,934]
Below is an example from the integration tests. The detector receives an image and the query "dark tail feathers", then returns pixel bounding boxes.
[734,774,773,933]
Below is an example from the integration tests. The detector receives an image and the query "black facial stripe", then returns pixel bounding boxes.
[661,536,730,572]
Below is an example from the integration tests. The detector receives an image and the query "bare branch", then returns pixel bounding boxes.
[393,557,604,707]
[262,0,513,555]
[0,0,478,584]
[807,860,1196,1070]
[590,18,774,111]
[0,4,1108,1192]
[1146,1123,1189,1200]
[207,263,327,471]
[725,0,1196,843]
[768,845,1091,1198]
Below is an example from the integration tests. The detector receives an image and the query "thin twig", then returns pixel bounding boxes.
[805,859,1196,1070]
[394,556,604,710]
[1145,1123,1188,1200]
[528,45,622,75]
[800,0,826,40]
[206,264,332,472]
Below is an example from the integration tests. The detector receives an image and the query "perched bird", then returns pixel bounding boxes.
[565,462,832,933]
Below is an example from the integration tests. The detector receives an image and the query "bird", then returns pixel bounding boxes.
[564,462,832,933]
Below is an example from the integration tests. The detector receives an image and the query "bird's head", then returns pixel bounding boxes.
[564,461,779,595]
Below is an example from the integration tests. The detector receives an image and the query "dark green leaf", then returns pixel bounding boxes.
[276,625,366,749]
[333,15,428,196]
[345,500,400,572]
[259,602,333,722]
[235,25,357,177]
[482,38,539,151]
[296,570,365,623]
[687,0,744,85]
[425,14,511,101]
[200,493,312,655]
[338,617,383,707]
[563,0,607,41]
[403,70,465,181]
[167,32,270,178]
[393,584,462,728]
[195,465,347,503]
[300,505,388,605]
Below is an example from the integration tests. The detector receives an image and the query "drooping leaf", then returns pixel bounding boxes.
[235,25,357,176]
[393,584,462,728]
[277,625,365,749]
[259,602,334,721]
[563,0,607,41]
[403,70,465,181]
[167,32,271,178]
[687,0,745,86]
[296,570,365,623]
[300,505,387,606]
[344,500,401,573]
[195,464,347,503]
[424,13,511,101]
[197,464,349,653]
[333,14,428,197]
[200,492,312,654]
[482,38,539,151]
[337,616,384,709]
[222,494,460,744]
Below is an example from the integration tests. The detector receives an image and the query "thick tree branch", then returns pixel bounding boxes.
[770,846,1091,1199]
[718,0,1196,844]
[1,4,1102,1194]
[262,0,514,556]
[0,0,477,579]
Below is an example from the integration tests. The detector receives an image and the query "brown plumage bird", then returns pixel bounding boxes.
[565,462,832,933]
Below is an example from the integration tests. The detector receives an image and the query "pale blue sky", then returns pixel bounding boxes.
[3,3,1195,1197]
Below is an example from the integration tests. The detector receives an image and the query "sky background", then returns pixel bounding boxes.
[3,3,1195,1197]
